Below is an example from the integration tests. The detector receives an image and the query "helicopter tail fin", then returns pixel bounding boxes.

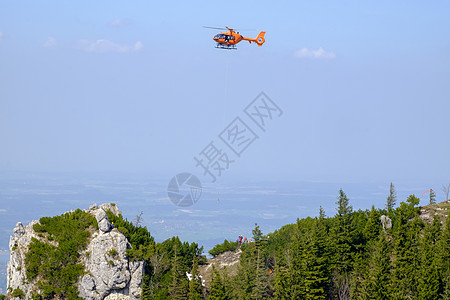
[256,31,266,46]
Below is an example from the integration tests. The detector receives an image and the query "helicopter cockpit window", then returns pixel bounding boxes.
[214,34,234,40]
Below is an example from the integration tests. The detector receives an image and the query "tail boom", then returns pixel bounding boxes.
[242,31,266,46]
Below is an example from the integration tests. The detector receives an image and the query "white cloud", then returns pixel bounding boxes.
[294,47,336,59]
[43,37,57,48]
[0,209,6,213]
[78,39,143,53]
[109,18,132,27]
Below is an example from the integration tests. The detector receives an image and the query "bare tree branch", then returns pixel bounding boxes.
[134,211,144,227]
[442,183,450,201]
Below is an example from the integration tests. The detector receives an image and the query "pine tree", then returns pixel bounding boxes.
[332,189,354,273]
[391,199,423,299]
[249,223,270,299]
[337,189,352,217]
[233,252,255,299]
[286,236,307,299]
[252,223,263,248]
[440,214,450,299]
[319,206,326,219]
[169,246,188,300]
[417,216,441,299]
[386,182,397,210]
[188,255,203,300]
[362,231,392,299]
[209,266,228,300]
[273,263,290,300]
[304,220,328,300]
[251,248,270,299]
[363,206,381,242]
[429,189,436,204]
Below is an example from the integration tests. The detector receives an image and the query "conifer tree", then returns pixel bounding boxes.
[337,189,353,217]
[188,255,203,300]
[319,206,326,219]
[169,246,188,299]
[286,236,307,299]
[251,248,270,300]
[356,231,392,300]
[363,206,381,242]
[252,223,263,248]
[391,198,423,299]
[209,266,228,300]
[332,189,354,273]
[429,189,436,204]
[417,216,441,299]
[303,220,328,299]
[386,182,397,210]
[440,214,450,299]
[273,263,290,299]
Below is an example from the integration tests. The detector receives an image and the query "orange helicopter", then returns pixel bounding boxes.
[203,26,266,49]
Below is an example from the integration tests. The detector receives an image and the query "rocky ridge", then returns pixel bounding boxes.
[419,199,450,224]
[7,203,143,300]
[198,249,242,288]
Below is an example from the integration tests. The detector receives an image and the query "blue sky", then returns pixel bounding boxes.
[1,1,450,186]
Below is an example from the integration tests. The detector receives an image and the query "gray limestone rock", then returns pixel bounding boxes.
[78,228,143,299]
[7,220,41,299]
[100,203,121,217]
[6,203,143,300]
[380,215,392,230]
[94,207,112,233]
[13,222,25,238]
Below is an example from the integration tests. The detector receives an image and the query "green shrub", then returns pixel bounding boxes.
[11,288,25,298]
[25,209,97,299]
[105,210,155,262]
[209,239,239,257]
[108,249,118,257]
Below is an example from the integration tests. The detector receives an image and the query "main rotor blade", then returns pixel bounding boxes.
[203,26,228,30]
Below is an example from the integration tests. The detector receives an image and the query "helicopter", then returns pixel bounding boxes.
[203,26,266,49]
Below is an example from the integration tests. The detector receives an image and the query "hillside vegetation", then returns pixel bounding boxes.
[2,189,449,299]
[206,191,450,299]
[25,209,98,299]
[105,189,449,299]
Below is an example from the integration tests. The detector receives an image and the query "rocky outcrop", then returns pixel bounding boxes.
[380,215,392,231]
[78,228,144,299]
[419,199,450,224]
[7,220,42,298]
[198,249,242,288]
[6,203,144,300]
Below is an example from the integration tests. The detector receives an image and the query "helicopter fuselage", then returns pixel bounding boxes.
[212,29,266,49]
[213,31,244,45]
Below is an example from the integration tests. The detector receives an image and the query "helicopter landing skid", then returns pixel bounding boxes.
[215,43,237,50]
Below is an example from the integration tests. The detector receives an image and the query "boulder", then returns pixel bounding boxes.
[380,215,392,230]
